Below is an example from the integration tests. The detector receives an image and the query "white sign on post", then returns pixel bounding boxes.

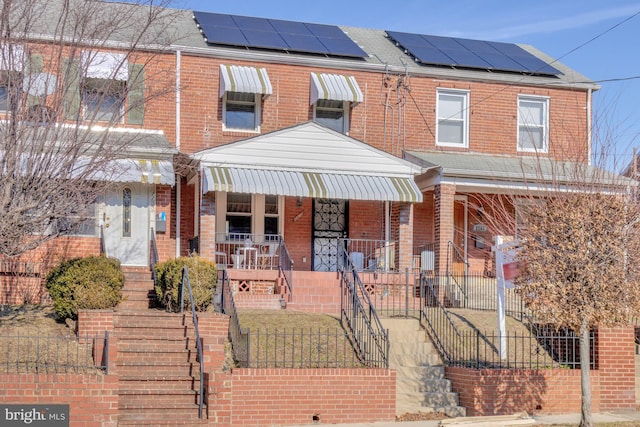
[493,236,520,359]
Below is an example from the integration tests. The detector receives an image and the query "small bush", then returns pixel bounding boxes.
[154,254,217,312]
[45,256,124,320]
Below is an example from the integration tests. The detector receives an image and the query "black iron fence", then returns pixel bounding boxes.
[419,274,595,369]
[247,328,363,368]
[0,332,109,373]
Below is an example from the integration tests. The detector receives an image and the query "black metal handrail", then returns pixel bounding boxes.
[278,240,293,296]
[419,273,462,364]
[220,269,251,367]
[150,228,159,283]
[100,224,106,256]
[179,266,205,419]
[337,241,389,368]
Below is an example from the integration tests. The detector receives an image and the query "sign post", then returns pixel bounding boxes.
[493,236,520,359]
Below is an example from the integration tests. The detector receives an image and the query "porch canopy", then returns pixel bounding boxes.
[82,129,177,185]
[195,122,423,203]
[405,151,634,194]
[8,126,178,185]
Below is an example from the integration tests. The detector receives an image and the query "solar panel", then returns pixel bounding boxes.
[203,27,248,46]
[281,33,327,54]
[269,19,313,35]
[317,37,368,58]
[232,15,274,32]
[193,11,368,58]
[386,30,561,76]
[242,29,289,50]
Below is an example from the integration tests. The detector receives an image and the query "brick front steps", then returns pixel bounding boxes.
[114,311,208,425]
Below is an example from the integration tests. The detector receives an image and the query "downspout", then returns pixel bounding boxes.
[175,50,182,257]
[587,88,592,166]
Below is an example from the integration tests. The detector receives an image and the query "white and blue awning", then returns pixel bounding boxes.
[219,64,272,98]
[203,166,421,203]
[82,51,129,81]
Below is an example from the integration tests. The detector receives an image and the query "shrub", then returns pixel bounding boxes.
[154,254,217,312]
[45,256,124,320]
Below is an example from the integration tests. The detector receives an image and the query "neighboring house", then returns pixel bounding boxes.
[0,0,612,301]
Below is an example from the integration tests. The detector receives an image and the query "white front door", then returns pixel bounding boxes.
[104,183,150,266]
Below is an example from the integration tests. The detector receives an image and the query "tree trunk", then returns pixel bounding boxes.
[579,319,593,427]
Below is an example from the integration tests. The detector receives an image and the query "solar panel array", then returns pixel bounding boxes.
[386,31,560,76]
[193,11,368,58]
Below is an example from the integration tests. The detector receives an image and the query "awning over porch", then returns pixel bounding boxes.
[87,158,175,185]
[203,166,422,202]
[195,122,424,203]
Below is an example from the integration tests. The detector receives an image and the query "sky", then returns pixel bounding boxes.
[170,0,640,172]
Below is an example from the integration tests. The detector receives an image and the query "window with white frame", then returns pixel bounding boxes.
[82,78,125,122]
[518,95,548,152]
[436,89,469,147]
[217,192,282,238]
[223,92,260,131]
[313,99,348,133]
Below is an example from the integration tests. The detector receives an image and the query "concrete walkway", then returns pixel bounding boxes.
[293,410,640,426]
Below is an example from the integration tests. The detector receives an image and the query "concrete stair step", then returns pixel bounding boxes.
[118,299,154,310]
[389,352,441,368]
[397,378,452,394]
[120,375,198,382]
[122,268,154,282]
[389,340,436,355]
[118,403,206,420]
[397,391,459,407]
[114,328,193,340]
[120,380,200,392]
[118,419,208,426]
[118,341,195,352]
[395,365,445,380]
[119,391,201,405]
[396,404,466,419]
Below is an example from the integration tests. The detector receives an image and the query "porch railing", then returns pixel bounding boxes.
[341,238,397,272]
[214,233,281,270]
[337,241,389,368]
[179,267,205,419]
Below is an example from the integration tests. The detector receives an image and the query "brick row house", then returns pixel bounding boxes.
[0,2,603,298]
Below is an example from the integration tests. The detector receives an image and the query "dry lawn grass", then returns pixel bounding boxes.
[0,305,98,373]
[237,309,363,368]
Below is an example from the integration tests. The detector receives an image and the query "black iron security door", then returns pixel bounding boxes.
[312,199,348,272]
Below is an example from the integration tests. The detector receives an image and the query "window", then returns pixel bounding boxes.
[223,92,260,131]
[0,71,21,113]
[122,187,132,237]
[436,89,469,147]
[82,78,125,122]
[518,96,548,152]
[217,192,282,238]
[226,193,252,235]
[313,99,349,133]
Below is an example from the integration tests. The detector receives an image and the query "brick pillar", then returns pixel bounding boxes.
[199,192,217,260]
[434,184,456,272]
[397,203,414,271]
[595,327,635,410]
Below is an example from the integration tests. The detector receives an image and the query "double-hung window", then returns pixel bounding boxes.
[310,73,362,134]
[518,95,549,152]
[217,192,282,238]
[219,64,272,133]
[81,51,129,123]
[223,92,260,131]
[314,99,348,133]
[436,89,469,148]
[0,44,24,114]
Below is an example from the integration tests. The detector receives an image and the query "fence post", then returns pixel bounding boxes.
[405,268,409,318]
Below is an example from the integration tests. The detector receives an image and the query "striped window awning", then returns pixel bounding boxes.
[203,167,422,203]
[83,158,175,185]
[219,64,272,98]
[1,44,24,72]
[310,72,363,105]
[82,51,129,81]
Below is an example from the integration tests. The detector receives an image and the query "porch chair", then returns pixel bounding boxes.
[257,242,279,269]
